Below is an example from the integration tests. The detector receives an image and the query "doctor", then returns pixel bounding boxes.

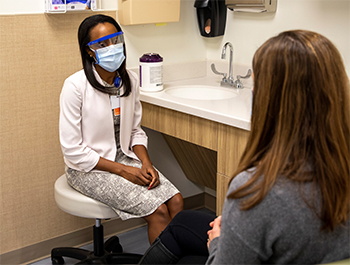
[59,14,183,244]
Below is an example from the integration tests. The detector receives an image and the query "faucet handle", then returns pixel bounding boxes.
[234,69,252,89]
[237,69,252,80]
[211,63,227,80]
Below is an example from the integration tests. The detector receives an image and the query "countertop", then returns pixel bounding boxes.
[140,75,252,131]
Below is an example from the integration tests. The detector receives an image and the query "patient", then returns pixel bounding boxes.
[138,30,350,264]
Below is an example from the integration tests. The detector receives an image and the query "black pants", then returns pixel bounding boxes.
[159,210,216,264]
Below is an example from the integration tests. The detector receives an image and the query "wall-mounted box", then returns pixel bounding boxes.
[118,0,180,25]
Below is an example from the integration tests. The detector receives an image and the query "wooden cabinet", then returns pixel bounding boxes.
[141,102,250,215]
[118,0,181,25]
[141,102,218,150]
[216,124,249,213]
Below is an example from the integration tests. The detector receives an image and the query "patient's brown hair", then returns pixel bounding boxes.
[228,30,350,231]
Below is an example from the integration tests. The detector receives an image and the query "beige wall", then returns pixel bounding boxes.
[0,11,117,256]
[0,5,205,260]
[0,3,206,260]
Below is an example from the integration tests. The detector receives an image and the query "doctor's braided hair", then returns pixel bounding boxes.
[78,14,131,97]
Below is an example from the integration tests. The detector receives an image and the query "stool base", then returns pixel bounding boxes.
[51,246,142,264]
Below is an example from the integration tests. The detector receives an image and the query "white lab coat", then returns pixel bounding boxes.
[59,68,147,172]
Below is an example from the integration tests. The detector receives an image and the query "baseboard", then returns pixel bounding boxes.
[204,193,216,213]
[1,193,215,265]
[183,192,216,213]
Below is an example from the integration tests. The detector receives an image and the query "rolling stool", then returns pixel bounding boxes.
[51,175,143,264]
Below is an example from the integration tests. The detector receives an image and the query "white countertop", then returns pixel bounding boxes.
[140,75,252,131]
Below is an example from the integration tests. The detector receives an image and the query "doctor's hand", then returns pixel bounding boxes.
[94,157,154,186]
[131,145,160,189]
[141,163,160,190]
[120,165,153,186]
[207,216,222,249]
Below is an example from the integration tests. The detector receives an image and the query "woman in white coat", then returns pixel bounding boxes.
[59,14,183,244]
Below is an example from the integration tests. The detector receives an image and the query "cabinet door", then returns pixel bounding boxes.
[217,124,249,215]
[218,124,249,176]
[118,0,180,25]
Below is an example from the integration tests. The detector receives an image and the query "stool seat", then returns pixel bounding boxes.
[55,174,118,219]
[52,175,142,264]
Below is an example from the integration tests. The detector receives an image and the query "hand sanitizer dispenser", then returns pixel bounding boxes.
[194,0,227,37]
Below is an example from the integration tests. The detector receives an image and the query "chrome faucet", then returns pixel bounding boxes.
[221,42,234,84]
[211,42,252,88]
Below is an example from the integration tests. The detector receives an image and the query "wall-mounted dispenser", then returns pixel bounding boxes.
[225,0,277,13]
[194,0,227,38]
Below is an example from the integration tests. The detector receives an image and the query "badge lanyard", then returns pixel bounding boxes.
[110,90,120,116]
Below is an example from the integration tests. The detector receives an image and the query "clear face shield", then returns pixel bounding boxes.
[87,31,124,51]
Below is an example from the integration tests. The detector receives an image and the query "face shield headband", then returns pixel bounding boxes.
[87,31,124,51]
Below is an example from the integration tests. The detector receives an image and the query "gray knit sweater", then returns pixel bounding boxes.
[207,169,350,264]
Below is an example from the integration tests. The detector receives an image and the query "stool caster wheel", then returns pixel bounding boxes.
[105,236,123,253]
[51,256,64,264]
[110,243,123,253]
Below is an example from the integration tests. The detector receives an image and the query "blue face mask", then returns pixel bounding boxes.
[94,43,125,72]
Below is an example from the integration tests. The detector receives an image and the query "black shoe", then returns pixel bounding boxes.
[139,237,179,264]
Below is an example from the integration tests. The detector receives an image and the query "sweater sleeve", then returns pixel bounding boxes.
[59,77,100,172]
[205,169,327,264]
[206,171,262,265]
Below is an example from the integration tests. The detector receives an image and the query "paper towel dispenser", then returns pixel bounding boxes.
[225,0,277,13]
[194,0,227,38]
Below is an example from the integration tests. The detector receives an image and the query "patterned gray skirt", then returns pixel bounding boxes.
[66,112,180,220]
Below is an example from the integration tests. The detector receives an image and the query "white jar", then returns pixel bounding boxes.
[139,53,163,92]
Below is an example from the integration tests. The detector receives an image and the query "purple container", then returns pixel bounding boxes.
[139,53,163,63]
[139,53,164,92]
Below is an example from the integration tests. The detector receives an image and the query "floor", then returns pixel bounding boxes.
[30,208,215,265]
[30,226,148,265]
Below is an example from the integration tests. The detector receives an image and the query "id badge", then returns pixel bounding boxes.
[110,95,120,116]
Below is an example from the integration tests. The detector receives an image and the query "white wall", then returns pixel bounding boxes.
[205,0,350,76]
[2,0,348,74]
[144,127,205,198]
[121,0,207,68]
